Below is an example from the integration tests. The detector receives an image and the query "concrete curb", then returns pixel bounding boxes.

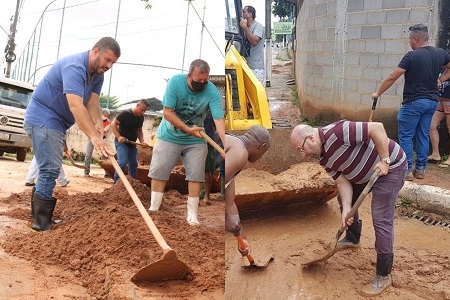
[399,182,450,218]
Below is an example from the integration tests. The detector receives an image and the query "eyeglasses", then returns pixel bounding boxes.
[299,136,308,152]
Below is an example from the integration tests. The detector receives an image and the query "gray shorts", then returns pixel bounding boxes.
[148,138,207,182]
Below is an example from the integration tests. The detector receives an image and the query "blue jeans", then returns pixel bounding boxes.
[24,122,65,199]
[84,140,94,176]
[114,140,138,183]
[397,99,438,172]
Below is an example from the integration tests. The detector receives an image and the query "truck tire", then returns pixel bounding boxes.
[17,148,27,162]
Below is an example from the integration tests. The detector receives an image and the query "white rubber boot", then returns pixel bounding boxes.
[187,196,200,225]
[148,191,163,212]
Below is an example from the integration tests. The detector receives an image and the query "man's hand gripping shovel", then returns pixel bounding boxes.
[302,169,380,268]
[198,131,273,270]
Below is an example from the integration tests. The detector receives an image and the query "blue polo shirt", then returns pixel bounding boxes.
[157,74,224,144]
[25,50,104,133]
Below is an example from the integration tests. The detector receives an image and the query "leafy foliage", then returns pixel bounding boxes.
[272,0,295,20]
[99,93,120,110]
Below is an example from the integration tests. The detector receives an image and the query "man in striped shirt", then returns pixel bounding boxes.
[290,120,407,296]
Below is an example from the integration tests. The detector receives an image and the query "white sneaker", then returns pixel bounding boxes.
[59,179,70,187]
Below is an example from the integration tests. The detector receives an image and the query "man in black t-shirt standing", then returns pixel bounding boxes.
[110,99,150,184]
[372,24,450,181]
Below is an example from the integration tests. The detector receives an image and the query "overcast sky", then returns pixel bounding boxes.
[0,0,224,104]
[0,0,277,105]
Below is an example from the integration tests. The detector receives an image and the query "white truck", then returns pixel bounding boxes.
[0,77,35,161]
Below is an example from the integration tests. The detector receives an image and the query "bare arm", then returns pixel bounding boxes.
[439,61,450,83]
[367,122,390,176]
[335,174,354,228]
[224,137,248,184]
[137,127,145,144]
[85,93,102,133]
[110,118,126,143]
[372,67,405,99]
[239,19,261,46]
[66,93,112,157]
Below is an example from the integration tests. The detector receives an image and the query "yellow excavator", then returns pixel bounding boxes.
[209,0,272,131]
[207,0,337,211]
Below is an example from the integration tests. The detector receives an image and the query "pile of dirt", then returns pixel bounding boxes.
[0,177,224,299]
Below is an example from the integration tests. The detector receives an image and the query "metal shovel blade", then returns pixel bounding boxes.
[302,170,380,268]
[131,249,189,282]
[65,151,88,170]
[302,227,345,268]
[241,255,274,270]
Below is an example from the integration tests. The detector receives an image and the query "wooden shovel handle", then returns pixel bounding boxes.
[342,168,380,227]
[236,235,255,265]
[125,139,149,148]
[109,156,172,252]
[199,131,225,157]
[369,97,378,122]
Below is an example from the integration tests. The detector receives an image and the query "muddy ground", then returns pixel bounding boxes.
[223,50,450,300]
[0,156,224,299]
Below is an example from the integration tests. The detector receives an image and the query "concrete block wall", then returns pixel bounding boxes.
[294,0,440,135]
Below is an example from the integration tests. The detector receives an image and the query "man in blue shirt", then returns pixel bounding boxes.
[148,59,225,226]
[24,37,120,231]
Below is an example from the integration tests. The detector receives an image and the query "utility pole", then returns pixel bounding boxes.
[265,0,272,87]
[4,0,21,78]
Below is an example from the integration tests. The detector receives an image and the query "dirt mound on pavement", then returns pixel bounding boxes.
[1,177,224,299]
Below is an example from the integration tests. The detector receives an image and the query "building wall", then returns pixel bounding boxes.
[294,0,441,136]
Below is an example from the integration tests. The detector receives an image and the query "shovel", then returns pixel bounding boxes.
[124,138,150,148]
[198,131,273,269]
[236,234,274,270]
[108,156,189,282]
[302,169,380,268]
[64,150,89,170]
[369,96,378,122]
[199,131,225,156]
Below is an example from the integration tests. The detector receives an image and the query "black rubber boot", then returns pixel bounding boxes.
[337,219,362,249]
[29,187,36,221]
[31,194,57,231]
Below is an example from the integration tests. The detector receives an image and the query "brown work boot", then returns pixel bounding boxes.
[360,274,392,296]
[413,169,425,179]
[405,172,413,181]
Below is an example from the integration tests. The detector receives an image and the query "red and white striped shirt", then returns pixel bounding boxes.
[318,120,406,184]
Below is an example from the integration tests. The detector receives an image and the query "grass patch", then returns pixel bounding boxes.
[400,197,411,206]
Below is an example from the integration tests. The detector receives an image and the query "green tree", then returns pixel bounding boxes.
[272,0,295,20]
[99,94,120,110]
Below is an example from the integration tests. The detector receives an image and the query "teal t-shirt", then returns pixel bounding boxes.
[157,73,224,144]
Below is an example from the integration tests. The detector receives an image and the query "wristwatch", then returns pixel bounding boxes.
[381,157,391,165]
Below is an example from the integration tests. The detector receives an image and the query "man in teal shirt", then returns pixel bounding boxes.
[148,59,225,226]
